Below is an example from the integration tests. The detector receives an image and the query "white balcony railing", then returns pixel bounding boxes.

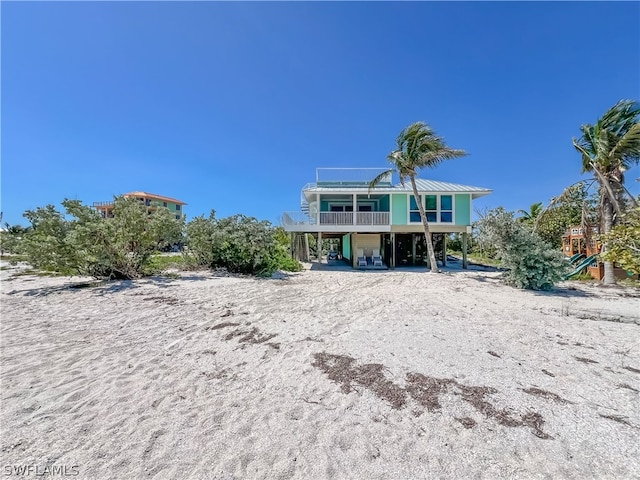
[357,211,389,225]
[283,211,390,227]
[283,211,316,226]
[320,212,353,225]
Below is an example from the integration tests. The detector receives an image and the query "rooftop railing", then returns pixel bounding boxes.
[315,168,392,186]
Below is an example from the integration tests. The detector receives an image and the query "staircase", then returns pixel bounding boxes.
[300,183,315,215]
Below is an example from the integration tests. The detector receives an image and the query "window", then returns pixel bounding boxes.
[175,204,181,211]
[425,195,437,222]
[409,196,422,222]
[440,195,453,223]
[329,205,354,212]
[411,195,453,223]
[145,199,151,206]
[358,205,372,212]
[175,215,181,220]
[163,202,167,207]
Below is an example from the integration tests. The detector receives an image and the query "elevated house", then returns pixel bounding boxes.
[93,192,186,220]
[283,168,492,269]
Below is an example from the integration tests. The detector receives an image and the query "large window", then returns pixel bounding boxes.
[440,195,453,223]
[425,195,437,222]
[409,196,422,222]
[410,194,453,223]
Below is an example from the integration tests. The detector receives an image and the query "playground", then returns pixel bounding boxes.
[562,225,638,281]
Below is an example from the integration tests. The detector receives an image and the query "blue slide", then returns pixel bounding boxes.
[564,255,597,280]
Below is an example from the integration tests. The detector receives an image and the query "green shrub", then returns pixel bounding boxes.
[21,197,185,279]
[476,208,571,290]
[600,206,640,274]
[185,213,301,276]
[0,224,30,255]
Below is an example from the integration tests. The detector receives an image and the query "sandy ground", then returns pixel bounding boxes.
[1,260,639,480]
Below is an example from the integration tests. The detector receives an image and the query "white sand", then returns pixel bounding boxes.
[1,261,639,479]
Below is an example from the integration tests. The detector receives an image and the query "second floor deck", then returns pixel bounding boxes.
[283,210,390,227]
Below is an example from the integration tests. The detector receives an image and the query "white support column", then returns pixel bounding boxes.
[353,193,357,225]
[316,192,320,226]
[317,232,322,266]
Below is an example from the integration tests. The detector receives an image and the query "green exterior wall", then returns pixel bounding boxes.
[379,195,390,212]
[320,200,330,212]
[454,194,471,225]
[391,194,408,225]
[342,234,351,259]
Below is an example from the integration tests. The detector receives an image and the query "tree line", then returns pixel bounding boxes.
[1,99,638,288]
[0,197,301,279]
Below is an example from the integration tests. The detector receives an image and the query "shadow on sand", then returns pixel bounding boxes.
[4,273,212,298]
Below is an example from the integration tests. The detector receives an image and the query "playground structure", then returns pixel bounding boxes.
[562,226,601,280]
[562,225,637,280]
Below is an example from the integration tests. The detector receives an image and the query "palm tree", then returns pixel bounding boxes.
[573,100,640,284]
[370,122,467,273]
[518,202,544,225]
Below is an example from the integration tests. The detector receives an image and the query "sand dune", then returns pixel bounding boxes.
[1,262,639,479]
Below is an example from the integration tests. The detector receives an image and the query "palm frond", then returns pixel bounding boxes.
[367,168,394,194]
[609,122,640,167]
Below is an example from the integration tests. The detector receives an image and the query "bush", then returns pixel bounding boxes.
[0,224,30,255]
[600,206,640,274]
[476,208,570,290]
[185,213,301,276]
[21,197,185,279]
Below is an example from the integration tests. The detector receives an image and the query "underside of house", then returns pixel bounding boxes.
[283,168,492,269]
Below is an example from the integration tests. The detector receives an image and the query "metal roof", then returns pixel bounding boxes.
[404,179,492,194]
[303,178,492,199]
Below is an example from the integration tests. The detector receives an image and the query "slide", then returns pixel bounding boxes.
[569,253,585,264]
[564,255,597,280]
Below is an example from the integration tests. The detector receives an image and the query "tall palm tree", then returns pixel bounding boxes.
[573,100,640,284]
[370,122,467,273]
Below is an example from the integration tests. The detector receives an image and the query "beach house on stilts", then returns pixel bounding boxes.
[283,168,492,269]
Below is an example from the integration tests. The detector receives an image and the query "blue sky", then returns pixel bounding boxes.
[2,1,639,227]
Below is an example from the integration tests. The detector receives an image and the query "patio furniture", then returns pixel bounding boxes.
[357,249,367,267]
[372,249,383,267]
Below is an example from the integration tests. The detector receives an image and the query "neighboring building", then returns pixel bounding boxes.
[93,192,186,220]
[282,168,492,269]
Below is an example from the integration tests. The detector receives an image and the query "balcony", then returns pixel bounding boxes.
[283,211,390,228]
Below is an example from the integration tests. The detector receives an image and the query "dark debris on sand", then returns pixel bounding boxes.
[312,352,553,439]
